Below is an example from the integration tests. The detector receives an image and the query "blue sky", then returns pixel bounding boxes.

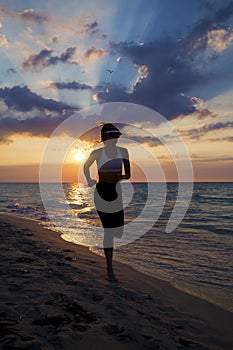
[0,0,233,181]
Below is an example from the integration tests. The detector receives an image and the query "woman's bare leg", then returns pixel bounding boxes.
[103,227,123,281]
[104,247,117,281]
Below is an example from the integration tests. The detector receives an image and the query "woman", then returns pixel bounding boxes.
[84,123,131,281]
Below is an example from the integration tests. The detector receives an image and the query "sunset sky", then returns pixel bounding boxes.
[0,0,233,182]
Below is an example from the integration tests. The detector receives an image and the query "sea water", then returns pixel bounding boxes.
[0,182,232,312]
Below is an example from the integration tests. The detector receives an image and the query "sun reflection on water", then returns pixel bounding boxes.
[63,183,101,227]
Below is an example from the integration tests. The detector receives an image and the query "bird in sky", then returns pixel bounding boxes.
[107,69,114,74]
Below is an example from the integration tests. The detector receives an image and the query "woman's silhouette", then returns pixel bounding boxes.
[84,123,131,281]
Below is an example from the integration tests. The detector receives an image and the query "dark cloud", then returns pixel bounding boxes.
[95,83,130,103]
[184,2,233,55]
[84,21,99,35]
[180,121,233,139]
[23,47,77,71]
[207,136,233,143]
[213,1,233,22]
[0,114,69,144]
[18,8,48,23]
[52,37,59,44]
[95,3,233,120]
[122,134,162,147]
[0,85,75,112]
[192,156,233,162]
[59,47,76,63]
[0,111,109,145]
[120,123,164,147]
[82,20,107,39]
[23,49,52,71]
[51,81,92,90]
[97,39,198,119]
[79,122,162,147]
[222,136,233,142]
[6,68,17,74]
[197,120,233,132]
[194,108,218,119]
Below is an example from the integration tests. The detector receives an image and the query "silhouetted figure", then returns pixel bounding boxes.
[84,123,131,281]
[107,69,114,74]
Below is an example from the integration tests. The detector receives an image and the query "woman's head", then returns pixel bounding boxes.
[100,123,121,142]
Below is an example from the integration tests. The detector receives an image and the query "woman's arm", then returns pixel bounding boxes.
[121,148,131,180]
[83,150,97,186]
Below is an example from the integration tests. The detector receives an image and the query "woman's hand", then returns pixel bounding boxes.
[87,179,97,187]
[119,174,130,180]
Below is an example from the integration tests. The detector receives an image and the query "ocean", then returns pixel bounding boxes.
[0,182,232,313]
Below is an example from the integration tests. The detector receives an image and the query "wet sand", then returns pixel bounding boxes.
[0,213,233,349]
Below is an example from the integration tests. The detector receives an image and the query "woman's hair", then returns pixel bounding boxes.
[100,123,121,142]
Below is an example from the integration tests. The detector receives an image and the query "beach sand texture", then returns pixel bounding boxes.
[0,214,232,350]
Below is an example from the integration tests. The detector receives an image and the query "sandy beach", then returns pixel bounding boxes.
[0,213,232,350]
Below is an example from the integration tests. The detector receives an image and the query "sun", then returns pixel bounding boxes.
[74,149,85,162]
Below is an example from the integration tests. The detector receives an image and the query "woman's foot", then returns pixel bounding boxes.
[107,275,118,282]
[107,271,118,282]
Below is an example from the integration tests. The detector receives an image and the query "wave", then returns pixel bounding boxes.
[6,203,49,222]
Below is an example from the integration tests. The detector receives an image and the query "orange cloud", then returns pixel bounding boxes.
[207,28,233,52]
[134,64,149,74]
[83,46,108,62]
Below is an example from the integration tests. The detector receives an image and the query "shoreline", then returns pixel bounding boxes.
[1,213,233,349]
[4,211,231,313]
[90,244,233,314]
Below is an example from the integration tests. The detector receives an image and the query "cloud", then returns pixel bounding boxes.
[215,1,233,21]
[134,64,148,74]
[52,36,59,44]
[18,8,48,23]
[93,83,130,104]
[0,33,8,46]
[222,136,233,142]
[180,121,233,139]
[0,114,69,144]
[187,27,233,56]
[185,2,233,55]
[6,68,17,74]
[0,85,75,112]
[79,19,107,39]
[96,3,233,120]
[50,81,93,90]
[78,122,163,148]
[83,21,99,35]
[197,120,233,132]
[189,96,217,119]
[205,136,233,143]
[206,28,233,52]
[0,111,108,145]
[23,47,77,71]
[0,7,15,19]
[59,47,76,63]
[23,48,52,71]
[83,47,108,61]
[192,155,233,162]
[98,39,199,119]
[122,134,162,147]
[193,108,217,120]
[0,7,48,24]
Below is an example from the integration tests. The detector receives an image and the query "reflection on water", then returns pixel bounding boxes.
[64,183,91,209]
[63,183,101,227]
[60,182,166,248]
